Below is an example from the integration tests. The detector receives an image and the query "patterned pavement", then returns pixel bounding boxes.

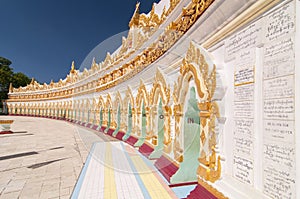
[72,141,178,199]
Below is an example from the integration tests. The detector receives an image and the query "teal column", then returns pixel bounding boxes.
[134,102,147,147]
[104,108,111,133]
[123,103,132,141]
[170,87,200,184]
[96,108,103,131]
[113,104,121,137]
[149,99,164,159]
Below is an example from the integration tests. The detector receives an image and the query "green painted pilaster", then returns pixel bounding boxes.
[123,103,132,141]
[170,87,200,184]
[104,109,111,133]
[134,102,147,147]
[113,104,121,137]
[96,108,103,131]
[149,99,164,159]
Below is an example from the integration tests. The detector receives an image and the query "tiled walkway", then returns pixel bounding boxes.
[72,142,178,199]
[0,116,107,199]
[0,116,193,199]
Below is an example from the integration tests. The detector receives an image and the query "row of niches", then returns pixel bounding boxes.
[8,0,214,100]
[7,42,226,187]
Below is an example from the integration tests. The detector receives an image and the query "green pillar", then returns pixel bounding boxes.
[113,104,121,137]
[123,103,132,141]
[149,99,164,159]
[134,102,147,147]
[96,108,103,131]
[170,87,200,184]
[104,108,111,133]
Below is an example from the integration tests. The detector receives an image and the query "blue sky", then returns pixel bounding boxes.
[0,0,159,83]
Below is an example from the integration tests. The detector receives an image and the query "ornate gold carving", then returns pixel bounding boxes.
[0,120,14,124]
[197,148,221,183]
[197,178,228,199]
[7,1,222,188]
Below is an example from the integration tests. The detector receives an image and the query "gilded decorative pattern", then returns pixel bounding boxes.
[0,120,14,124]
[6,0,226,197]
[8,0,214,103]
[172,42,221,182]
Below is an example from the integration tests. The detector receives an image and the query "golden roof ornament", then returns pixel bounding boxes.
[150,4,155,16]
[70,61,76,74]
[91,57,99,71]
[92,57,96,67]
[30,78,35,85]
[129,2,140,28]
[161,6,167,20]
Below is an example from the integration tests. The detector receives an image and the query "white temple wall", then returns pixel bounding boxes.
[207,0,297,198]
[6,0,299,198]
[295,0,300,197]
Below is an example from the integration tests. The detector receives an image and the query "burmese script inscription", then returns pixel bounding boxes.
[262,3,295,196]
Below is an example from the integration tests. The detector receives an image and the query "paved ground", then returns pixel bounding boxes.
[72,141,178,199]
[0,116,195,199]
[0,116,106,199]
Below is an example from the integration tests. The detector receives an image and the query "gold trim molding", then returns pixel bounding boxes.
[203,0,282,49]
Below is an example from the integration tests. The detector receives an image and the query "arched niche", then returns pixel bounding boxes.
[112,91,123,137]
[96,96,105,130]
[73,100,79,121]
[104,93,112,133]
[91,98,97,127]
[171,42,221,184]
[134,80,150,147]
[79,100,85,123]
[149,69,172,158]
[85,99,91,126]
[122,86,135,141]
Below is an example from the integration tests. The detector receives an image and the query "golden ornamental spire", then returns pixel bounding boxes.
[150,3,155,16]
[30,78,34,85]
[70,61,76,74]
[129,2,140,28]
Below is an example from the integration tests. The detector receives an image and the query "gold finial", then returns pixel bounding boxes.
[70,61,76,73]
[129,2,140,28]
[30,78,34,85]
[161,5,167,18]
[150,3,155,16]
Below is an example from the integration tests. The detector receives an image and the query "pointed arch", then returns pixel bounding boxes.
[105,93,113,108]
[98,95,105,109]
[135,80,149,108]
[171,42,221,183]
[123,86,134,108]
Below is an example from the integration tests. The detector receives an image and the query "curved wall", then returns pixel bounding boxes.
[7,0,299,198]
